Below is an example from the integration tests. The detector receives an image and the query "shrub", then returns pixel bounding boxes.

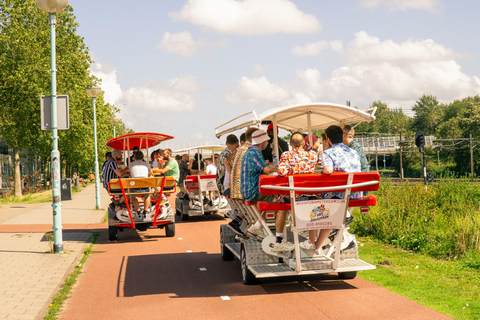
[352,177,480,260]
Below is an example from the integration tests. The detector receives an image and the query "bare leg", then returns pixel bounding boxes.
[275,210,286,234]
[308,230,317,244]
[144,195,151,211]
[315,229,333,251]
[131,197,140,211]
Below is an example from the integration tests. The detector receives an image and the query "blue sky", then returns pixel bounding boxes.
[68,0,480,148]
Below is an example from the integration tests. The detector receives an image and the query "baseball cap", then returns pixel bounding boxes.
[251,130,270,145]
[267,123,279,132]
[133,146,140,152]
[304,134,318,145]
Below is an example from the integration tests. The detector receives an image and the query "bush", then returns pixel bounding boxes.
[352,177,480,261]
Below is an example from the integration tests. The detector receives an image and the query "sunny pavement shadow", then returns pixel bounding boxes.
[121,251,358,298]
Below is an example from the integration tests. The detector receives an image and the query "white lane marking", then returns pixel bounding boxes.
[186,250,192,253]
[199,268,207,271]
[220,296,230,300]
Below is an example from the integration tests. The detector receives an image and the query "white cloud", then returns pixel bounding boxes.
[169,0,321,35]
[156,31,198,58]
[226,32,480,111]
[122,76,201,113]
[359,0,445,13]
[224,76,291,106]
[291,40,343,57]
[90,63,123,105]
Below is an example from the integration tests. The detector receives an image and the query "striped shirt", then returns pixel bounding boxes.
[102,158,119,189]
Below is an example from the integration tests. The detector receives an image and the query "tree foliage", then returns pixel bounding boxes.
[0,0,128,195]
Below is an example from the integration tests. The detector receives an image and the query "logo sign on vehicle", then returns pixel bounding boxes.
[293,198,346,231]
[200,177,218,191]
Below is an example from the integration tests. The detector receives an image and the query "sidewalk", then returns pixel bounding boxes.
[0,184,110,320]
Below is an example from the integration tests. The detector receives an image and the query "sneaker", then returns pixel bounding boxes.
[143,210,148,219]
[246,224,265,240]
[314,249,325,257]
[272,240,295,252]
[227,220,243,235]
[137,210,143,220]
[345,216,355,226]
[203,198,209,206]
[299,239,315,250]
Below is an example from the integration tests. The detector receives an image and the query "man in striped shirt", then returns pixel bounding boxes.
[102,149,130,190]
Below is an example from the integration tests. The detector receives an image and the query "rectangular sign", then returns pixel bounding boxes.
[41,95,69,130]
[199,177,218,191]
[293,198,346,231]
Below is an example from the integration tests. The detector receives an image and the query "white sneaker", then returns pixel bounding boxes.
[314,249,326,257]
[272,240,295,252]
[246,224,265,239]
[299,239,315,250]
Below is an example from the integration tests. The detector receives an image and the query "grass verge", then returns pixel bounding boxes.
[44,232,99,320]
[358,236,480,320]
[0,189,52,204]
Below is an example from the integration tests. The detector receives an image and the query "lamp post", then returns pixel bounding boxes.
[109,118,120,138]
[36,0,69,254]
[86,87,102,210]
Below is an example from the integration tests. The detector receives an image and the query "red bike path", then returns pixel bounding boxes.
[58,215,452,320]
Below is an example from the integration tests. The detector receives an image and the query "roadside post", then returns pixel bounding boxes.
[415,131,427,187]
[36,0,69,254]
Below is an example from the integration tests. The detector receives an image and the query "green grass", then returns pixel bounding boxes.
[358,237,480,320]
[44,232,99,320]
[0,189,53,204]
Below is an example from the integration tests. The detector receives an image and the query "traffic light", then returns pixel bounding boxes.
[415,131,425,149]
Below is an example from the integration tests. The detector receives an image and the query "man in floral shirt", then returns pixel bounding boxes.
[272,132,318,252]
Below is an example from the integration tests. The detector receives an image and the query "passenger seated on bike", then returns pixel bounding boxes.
[227,127,257,233]
[273,132,318,252]
[241,129,277,239]
[128,150,153,219]
[300,125,361,256]
[188,153,204,175]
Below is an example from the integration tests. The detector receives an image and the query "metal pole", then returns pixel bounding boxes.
[399,132,403,179]
[470,134,474,182]
[113,124,116,138]
[93,97,101,209]
[49,12,63,254]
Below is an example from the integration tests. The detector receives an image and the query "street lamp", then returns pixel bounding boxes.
[109,118,120,137]
[86,87,102,210]
[36,0,69,254]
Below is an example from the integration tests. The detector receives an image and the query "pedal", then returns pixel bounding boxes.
[226,224,244,236]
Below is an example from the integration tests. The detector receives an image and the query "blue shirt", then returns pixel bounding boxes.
[241,146,268,202]
[321,143,362,199]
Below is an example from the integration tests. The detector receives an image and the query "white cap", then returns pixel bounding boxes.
[251,129,270,145]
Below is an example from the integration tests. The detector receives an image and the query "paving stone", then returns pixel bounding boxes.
[0,185,110,320]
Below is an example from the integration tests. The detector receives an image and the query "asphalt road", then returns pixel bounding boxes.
[59,214,451,320]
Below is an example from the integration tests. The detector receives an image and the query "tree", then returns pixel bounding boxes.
[411,94,443,135]
[0,0,121,195]
[355,101,412,135]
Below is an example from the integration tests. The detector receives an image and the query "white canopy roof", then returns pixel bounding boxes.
[173,145,225,154]
[215,102,375,138]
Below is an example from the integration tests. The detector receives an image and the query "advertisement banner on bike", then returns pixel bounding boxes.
[293,198,346,231]
[200,177,218,191]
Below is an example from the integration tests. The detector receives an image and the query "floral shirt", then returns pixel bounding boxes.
[277,147,317,176]
[321,143,362,199]
[277,147,318,201]
[241,146,268,202]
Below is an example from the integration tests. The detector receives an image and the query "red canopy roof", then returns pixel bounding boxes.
[105,132,174,151]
